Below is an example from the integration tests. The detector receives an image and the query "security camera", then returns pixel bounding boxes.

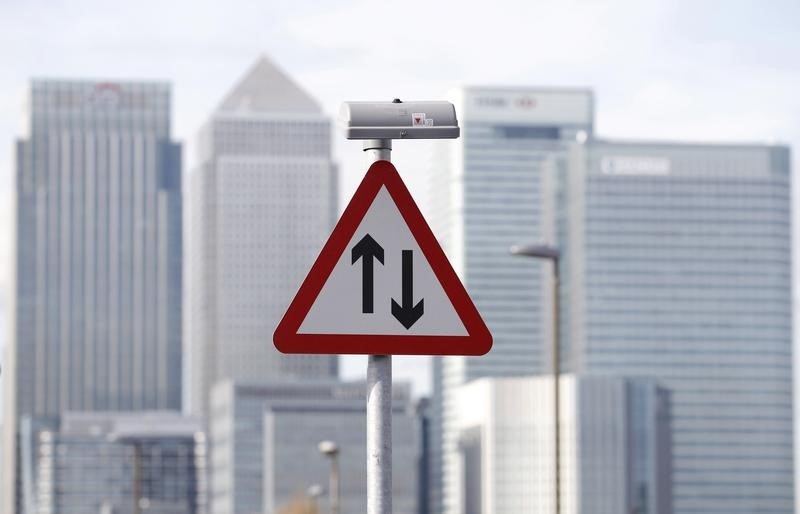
[339,100,460,140]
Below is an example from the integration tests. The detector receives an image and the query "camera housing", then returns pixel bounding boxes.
[339,100,460,140]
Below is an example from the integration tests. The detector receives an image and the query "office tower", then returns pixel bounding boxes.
[35,411,205,514]
[186,56,338,417]
[451,375,671,514]
[416,398,432,514]
[428,87,594,514]
[431,87,793,513]
[562,140,793,514]
[5,80,183,514]
[209,381,416,514]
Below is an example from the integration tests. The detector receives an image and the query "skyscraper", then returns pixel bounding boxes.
[428,87,594,514]
[564,140,793,514]
[4,79,183,513]
[430,87,793,513]
[186,57,338,417]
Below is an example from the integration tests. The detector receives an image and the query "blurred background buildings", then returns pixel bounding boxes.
[431,87,793,514]
[35,411,205,514]
[428,87,594,514]
[186,58,339,418]
[208,380,416,514]
[0,42,795,514]
[452,375,671,514]
[4,79,184,514]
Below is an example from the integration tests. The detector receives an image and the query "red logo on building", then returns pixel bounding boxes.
[515,97,537,109]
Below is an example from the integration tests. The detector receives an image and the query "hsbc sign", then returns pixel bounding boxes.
[474,96,538,110]
[515,97,537,109]
[474,96,507,108]
[466,89,593,126]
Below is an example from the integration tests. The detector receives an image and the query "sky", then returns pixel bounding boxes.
[1,0,799,398]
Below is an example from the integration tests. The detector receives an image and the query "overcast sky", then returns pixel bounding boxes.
[1,0,799,397]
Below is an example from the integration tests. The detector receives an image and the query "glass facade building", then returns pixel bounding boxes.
[567,141,793,514]
[5,80,183,514]
[35,412,205,514]
[209,381,416,514]
[453,375,671,514]
[430,87,793,514]
[429,87,594,514]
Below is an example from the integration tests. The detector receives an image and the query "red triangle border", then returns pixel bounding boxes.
[273,160,492,356]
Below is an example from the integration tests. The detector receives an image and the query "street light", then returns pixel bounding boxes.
[318,441,340,514]
[510,243,561,514]
[307,484,324,514]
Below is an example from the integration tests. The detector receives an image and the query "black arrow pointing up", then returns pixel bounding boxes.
[352,234,384,313]
[391,250,424,329]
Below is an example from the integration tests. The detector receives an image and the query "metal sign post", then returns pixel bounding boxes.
[364,138,393,514]
[367,352,392,514]
[274,100,491,514]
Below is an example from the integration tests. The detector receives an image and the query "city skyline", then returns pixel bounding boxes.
[2,0,799,400]
[430,86,793,513]
[0,3,798,512]
[0,73,792,513]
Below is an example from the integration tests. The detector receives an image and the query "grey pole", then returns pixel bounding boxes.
[318,441,340,514]
[364,138,392,514]
[552,260,561,514]
[509,244,561,514]
[307,484,324,514]
[364,138,392,162]
[331,452,340,514]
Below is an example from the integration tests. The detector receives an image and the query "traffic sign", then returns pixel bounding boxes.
[274,160,492,355]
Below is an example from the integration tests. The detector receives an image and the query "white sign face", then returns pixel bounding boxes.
[298,187,468,336]
[274,160,492,356]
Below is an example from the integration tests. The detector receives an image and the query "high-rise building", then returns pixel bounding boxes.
[428,87,593,514]
[563,140,793,514]
[209,380,417,514]
[35,411,206,514]
[5,80,183,514]
[186,57,338,417]
[451,375,671,514]
[430,87,793,514]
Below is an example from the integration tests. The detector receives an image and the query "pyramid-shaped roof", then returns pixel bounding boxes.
[217,56,322,114]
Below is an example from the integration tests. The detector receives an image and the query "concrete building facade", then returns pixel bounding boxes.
[186,57,338,418]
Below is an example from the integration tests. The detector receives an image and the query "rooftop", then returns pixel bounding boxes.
[217,55,322,114]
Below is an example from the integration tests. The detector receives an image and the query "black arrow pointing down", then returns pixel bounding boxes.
[391,250,424,329]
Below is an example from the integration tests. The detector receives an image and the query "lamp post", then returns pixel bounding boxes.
[307,484,324,514]
[318,441,340,514]
[510,243,561,514]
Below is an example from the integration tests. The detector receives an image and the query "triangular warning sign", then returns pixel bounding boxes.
[274,160,492,356]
